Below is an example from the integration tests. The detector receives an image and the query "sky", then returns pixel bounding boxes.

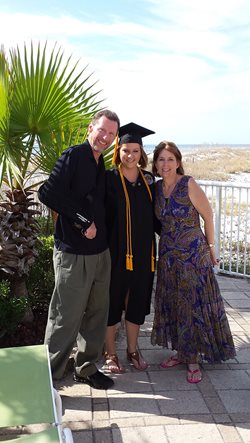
[0,0,249,145]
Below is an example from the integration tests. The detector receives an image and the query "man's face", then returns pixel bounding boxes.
[88,116,118,154]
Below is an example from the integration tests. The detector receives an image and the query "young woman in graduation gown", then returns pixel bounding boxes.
[104,123,157,373]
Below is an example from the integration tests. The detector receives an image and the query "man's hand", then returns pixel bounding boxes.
[83,222,97,239]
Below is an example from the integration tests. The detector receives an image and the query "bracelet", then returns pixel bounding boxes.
[208,243,215,248]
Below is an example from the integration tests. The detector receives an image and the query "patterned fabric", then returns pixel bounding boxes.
[151,175,236,363]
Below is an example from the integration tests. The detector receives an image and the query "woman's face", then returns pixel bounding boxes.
[155,148,179,178]
[119,143,141,169]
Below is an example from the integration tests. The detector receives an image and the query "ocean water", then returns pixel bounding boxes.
[144,143,250,155]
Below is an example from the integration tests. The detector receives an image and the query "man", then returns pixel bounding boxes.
[38,110,120,389]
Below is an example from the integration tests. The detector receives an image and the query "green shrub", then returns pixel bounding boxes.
[27,235,54,309]
[0,280,28,337]
[35,215,55,236]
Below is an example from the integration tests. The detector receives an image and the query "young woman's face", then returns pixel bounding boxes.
[119,143,141,169]
[155,148,179,178]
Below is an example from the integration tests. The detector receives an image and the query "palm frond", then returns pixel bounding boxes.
[103,143,115,170]
[0,41,104,187]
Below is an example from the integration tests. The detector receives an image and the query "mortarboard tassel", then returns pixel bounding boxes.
[119,165,155,272]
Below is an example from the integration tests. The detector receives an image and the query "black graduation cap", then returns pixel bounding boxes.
[119,122,155,145]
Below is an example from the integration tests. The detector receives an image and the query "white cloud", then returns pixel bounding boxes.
[0,2,249,143]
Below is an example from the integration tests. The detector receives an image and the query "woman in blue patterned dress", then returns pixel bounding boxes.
[151,141,236,383]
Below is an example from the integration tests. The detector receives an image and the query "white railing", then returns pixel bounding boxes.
[198,180,250,279]
[32,178,250,279]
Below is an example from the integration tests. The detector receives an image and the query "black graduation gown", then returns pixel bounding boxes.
[106,168,155,326]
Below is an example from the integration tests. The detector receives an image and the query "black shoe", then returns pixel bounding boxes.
[73,370,114,390]
[62,356,75,378]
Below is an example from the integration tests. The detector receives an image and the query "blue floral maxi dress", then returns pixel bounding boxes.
[151,176,236,363]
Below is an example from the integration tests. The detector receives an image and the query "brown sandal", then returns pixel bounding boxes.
[104,352,125,374]
[127,349,148,371]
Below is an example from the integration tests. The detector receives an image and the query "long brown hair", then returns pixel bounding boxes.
[152,141,185,176]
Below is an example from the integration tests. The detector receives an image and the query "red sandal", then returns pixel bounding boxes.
[127,349,148,371]
[160,355,182,369]
[104,352,125,374]
[187,368,202,384]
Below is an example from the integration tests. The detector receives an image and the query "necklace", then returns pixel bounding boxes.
[162,177,179,198]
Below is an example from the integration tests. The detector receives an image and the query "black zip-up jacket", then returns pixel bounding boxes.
[38,140,108,255]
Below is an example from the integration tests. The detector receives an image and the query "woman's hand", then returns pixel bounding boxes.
[209,246,220,266]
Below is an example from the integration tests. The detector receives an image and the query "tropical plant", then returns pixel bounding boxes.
[0,278,28,338]
[0,42,103,318]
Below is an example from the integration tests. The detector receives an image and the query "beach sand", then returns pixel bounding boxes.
[148,147,250,182]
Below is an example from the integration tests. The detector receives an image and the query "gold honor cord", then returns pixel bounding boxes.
[118,165,155,272]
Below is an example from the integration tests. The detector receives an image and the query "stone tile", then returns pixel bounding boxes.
[201,362,232,370]
[233,334,250,346]
[230,413,250,423]
[72,430,93,443]
[222,292,250,300]
[213,414,232,424]
[112,425,167,443]
[2,274,250,443]
[236,423,250,443]
[227,323,245,333]
[217,423,243,443]
[92,398,108,407]
[61,395,92,421]
[90,388,108,400]
[137,335,156,349]
[149,369,194,392]
[239,311,250,322]
[67,421,92,430]
[234,280,250,290]
[180,415,213,424]
[93,403,110,421]
[107,371,153,394]
[94,428,113,443]
[218,390,250,413]
[228,363,250,370]
[145,415,180,425]
[207,369,250,389]
[197,379,217,397]
[110,417,145,428]
[140,319,154,333]
[217,277,238,290]
[143,349,175,366]
[235,348,250,363]
[108,393,160,419]
[225,321,245,334]
[156,391,209,415]
[203,396,227,414]
[227,299,250,309]
[57,380,91,397]
[165,423,224,442]
[91,419,111,429]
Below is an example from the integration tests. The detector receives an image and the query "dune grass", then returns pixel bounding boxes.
[182,147,250,181]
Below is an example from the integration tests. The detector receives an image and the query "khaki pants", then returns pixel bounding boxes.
[44,248,111,379]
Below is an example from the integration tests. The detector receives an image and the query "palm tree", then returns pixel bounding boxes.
[0,42,103,318]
